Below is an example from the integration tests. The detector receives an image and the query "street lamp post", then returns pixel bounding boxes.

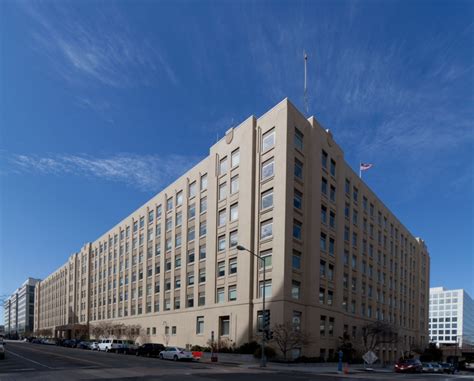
[237,244,266,368]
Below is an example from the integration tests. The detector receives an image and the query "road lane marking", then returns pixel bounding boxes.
[5,349,54,369]
[8,345,105,367]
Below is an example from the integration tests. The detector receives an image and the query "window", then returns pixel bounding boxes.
[345,179,350,194]
[319,291,326,307]
[320,232,327,251]
[321,177,328,195]
[261,189,273,210]
[292,250,301,269]
[200,196,207,213]
[320,315,326,336]
[228,285,237,301]
[329,210,336,228]
[218,209,226,227]
[330,159,336,176]
[229,257,237,274]
[165,237,172,251]
[328,290,334,306]
[199,245,206,260]
[188,226,195,241]
[320,259,326,277]
[188,249,195,263]
[189,181,196,198]
[321,204,327,224]
[260,220,273,240]
[217,288,225,303]
[231,149,240,167]
[188,204,196,219]
[230,203,238,221]
[219,157,228,175]
[175,233,182,247]
[259,279,272,297]
[166,217,172,232]
[230,175,239,194]
[219,182,227,201]
[229,230,238,248]
[294,128,304,150]
[330,185,336,202]
[198,291,205,306]
[220,316,230,336]
[328,317,334,336]
[293,220,302,240]
[292,280,301,299]
[261,250,272,269]
[187,272,195,286]
[261,159,274,180]
[262,129,275,151]
[322,150,328,168]
[199,221,206,236]
[175,277,181,289]
[353,209,358,225]
[175,255,181,268]
[157,204,163,219]
[294,189,303,209]
[200,174,208,191]
[294,159,303,179]
[353,187,358,202]
[176,191,183,206]
[217,261,225,277]
[199,268,206,283]
[218,235,226,251]
[196,316,204,335]
[176,211,182,227]
[148,210,154,224]
[329,237,335,256]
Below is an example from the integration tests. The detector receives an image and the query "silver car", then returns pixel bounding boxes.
[159,346,193,361]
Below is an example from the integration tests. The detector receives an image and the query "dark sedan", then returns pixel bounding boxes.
[394,359,422,373]
[439,362,456,374]
[135,343,165,357]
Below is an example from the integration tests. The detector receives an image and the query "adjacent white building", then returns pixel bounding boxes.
[3,278,41,336]
[429,287,474,347]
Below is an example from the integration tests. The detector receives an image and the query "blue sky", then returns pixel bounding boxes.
[0,0,473,322]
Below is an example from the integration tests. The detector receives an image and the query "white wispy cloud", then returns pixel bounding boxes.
[22,2,178,88]
[8,153,200,192]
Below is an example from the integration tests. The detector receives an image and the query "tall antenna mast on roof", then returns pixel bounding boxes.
[304,50,309,115]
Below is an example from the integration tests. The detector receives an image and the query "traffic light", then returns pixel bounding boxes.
[265,329,273,340]
[263,310,271,330]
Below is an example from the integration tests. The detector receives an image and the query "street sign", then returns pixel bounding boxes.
[363,351,378,365]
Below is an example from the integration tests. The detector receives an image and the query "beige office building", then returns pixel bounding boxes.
[34,99,429,361]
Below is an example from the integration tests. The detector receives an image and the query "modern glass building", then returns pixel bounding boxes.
[429,287,474,347]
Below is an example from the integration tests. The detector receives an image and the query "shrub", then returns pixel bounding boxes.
[253,346,276,359]
[190,345,205,351]
[237,341,259,354]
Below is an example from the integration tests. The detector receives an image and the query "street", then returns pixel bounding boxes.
[1,342,473,380]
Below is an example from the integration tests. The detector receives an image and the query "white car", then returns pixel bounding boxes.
[90,342,99,351]
[98,339,123,352]
[159,346,193,361]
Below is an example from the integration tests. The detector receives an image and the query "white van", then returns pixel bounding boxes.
[98,339,125,352]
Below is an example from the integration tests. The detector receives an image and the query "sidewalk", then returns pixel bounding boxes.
[242,363,394,375]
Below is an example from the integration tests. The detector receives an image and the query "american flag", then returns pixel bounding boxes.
[360,163,373,171]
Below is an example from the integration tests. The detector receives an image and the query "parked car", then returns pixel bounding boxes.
[121,340,138,354]
[430,362,442,373]
[159,347,194,361]
[422,363,434,373]
[0,342,5,360]
[439,362,456,374]
[43,339,57,345]
[98,339,126,352]
[136,343,165,357]
[90,342,99,351]
[394,359,422,373]
[32,338,42,344]
[77,341,91,350]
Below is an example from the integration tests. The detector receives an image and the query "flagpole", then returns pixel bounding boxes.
[359,162,362,179]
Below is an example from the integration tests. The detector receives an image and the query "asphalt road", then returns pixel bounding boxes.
[1,341,473,381]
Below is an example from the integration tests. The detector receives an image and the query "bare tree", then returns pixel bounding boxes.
[123,324,142,342]
[271,322,311,360]
[361,321,399,353]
